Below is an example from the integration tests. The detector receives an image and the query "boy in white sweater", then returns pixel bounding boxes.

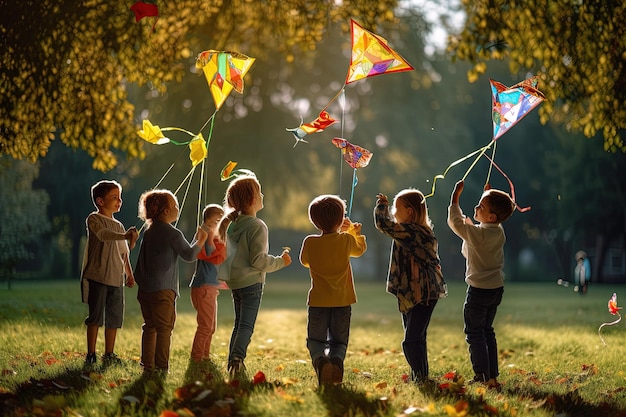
[447,180,515,389]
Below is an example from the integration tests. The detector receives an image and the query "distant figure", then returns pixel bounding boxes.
[574,251,591,295]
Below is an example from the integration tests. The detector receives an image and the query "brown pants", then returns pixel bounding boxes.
[137,289,176,370]
[190,286,220,361]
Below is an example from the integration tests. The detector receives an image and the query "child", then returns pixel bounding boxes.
[134,189,208,373]
[217,174,292,378]
[300,195,367,385]
[190,204,226,362]
[81,180,138,366]
[373,190,447,384]
[447,180,515,389]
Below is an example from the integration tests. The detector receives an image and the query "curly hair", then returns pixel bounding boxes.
[138,189,176,226]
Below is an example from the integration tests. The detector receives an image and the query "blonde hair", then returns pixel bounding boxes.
[482,189,515,223]
[218,175,260,240]
[393,189,432,229]
[308,195,345,233]
[138,189,176,227]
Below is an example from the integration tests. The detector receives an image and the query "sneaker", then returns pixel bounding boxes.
[314,356,333,386]
[227,358,245,380]
[329,357,344,384]
[485,378,502,390]
[102,352,123,366]
[85,352,97,365]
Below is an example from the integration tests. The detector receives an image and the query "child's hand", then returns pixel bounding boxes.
[281,249,292,266]
[340,217,351,232]
[484,182,491,191]
[126,274,135,288]
[376,193,389,206]
[125,227,139,250]
[351,222,362,235]
[452,180,464,204]
[463,216,474,225]
[194,226,208,245]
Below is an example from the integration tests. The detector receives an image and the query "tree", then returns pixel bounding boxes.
[0,157,51,288]
[0,0,400,171]
[448,0,626,153]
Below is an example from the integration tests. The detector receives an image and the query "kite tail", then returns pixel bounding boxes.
[461,141,494,181]
[424,144,492,199]
[598,313,621,346]
[481,153,531,212]
[348,168,357,217]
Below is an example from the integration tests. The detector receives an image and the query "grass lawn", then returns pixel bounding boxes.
[0,278,625,416]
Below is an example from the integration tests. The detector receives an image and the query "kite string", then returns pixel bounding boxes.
[338,89,346,198]
[461,140,494,181]
[598,313,621,346]
[485,140,497,185]
[174,165,197,228]
[424,144,492,199]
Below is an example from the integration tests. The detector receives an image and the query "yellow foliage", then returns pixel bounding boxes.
[448,0,626,153]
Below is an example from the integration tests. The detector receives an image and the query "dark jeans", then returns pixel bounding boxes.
[463,286,504,381]
[401,300,437,381]
[228,283,263,362]
[306,306,351,364]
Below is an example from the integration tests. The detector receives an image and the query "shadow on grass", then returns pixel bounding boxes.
[316,383,391,417]
[0,360,132,416]
[501,385,626,417]
[416,374,626,417]
[137,358,255,416]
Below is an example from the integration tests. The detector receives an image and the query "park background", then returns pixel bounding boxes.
[1,1,625,288]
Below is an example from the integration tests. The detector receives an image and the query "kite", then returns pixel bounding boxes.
[491,78,545,140]
[195,50,256,111]
[346,19,414,85]
[332,138,373,169]
[137,120,207,167]
[332,138,373,216]
[130,1,159,31]
[286,111,337,148]
[286,19,414,146]
[220,160,256,181]
[599,293,622,346]
[136,49,256,228]
[425,77,544,210]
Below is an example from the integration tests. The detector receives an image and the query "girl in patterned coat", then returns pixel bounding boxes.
[373,189,447,383]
